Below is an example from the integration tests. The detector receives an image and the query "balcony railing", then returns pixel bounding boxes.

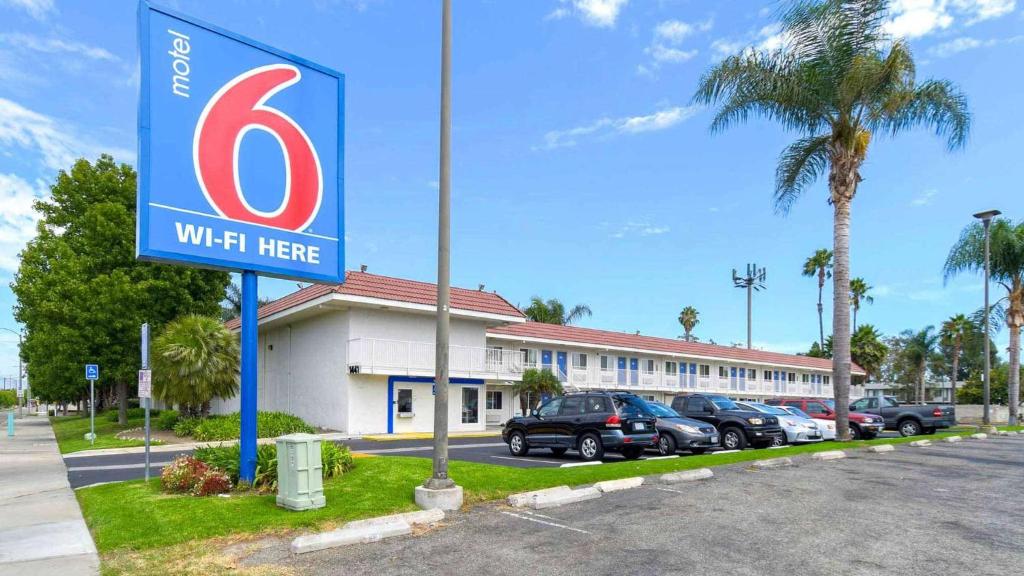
[347,338,833,397]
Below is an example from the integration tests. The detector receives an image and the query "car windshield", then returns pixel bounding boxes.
[783,407,812,419]
[644,402,680,418]
[708,396,739,410]
[748,402,788,416]
[823,399,835,409]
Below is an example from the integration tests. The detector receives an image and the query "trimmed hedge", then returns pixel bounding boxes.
[156,410,179,431]
[104,407,161,422]
[191,411,314,441]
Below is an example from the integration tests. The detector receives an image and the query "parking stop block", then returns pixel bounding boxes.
[969,433,987,440]
[810,450,846,461]
[943,436,962,443]
[909,439,932,447]
[291,521,411,554]
[866,444,895,453]
[507,486,572,508]
[530,486,602,510]
[660,468,713,484]
[594,477,644,493]
[750,457,793,469]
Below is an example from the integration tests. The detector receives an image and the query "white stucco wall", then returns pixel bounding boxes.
[347,374,487,435]
[347,307,487,349]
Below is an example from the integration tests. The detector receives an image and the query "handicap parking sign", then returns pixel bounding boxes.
[85,364,99,380]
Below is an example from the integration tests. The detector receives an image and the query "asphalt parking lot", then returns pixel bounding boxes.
[240,434,1024,576]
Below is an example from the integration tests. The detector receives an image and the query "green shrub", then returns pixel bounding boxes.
[157,410,179,431]
[191,469,232,496]
[191,411,314,441]
[193,441,353,491]
[0,390,16,408]
[160,456,209,494]
[322,442,355,477]
[173,417,202,438]
[104,407,161,422]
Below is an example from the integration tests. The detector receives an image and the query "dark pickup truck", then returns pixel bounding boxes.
[850,396,956,436]
[670,393,783,450]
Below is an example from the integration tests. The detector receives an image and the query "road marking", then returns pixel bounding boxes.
[491,456,562,465]
[560,461,602,468]
[499,511,591,534]
[358,442,505,455]
[645,455,679,460]
[67,461,173,472]
[713,450,741,455]
[520,511,560,520]
[652,487,687,494]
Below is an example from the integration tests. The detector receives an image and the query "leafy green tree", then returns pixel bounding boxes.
[902,326,940,403]
[522,297,592,325]
[945,218,1024,425]
[512,368,563,416]
[678,306,700,341]
[152,314,239,417]
[11,156,229,421]
[849,277,874,330]
[850,324,888,381]
[693,0,969,439]
[802,249,833,349]
[958,363,1014,405]
[221,281,272,321]
[939,313,974,408]
[806,341,829,358]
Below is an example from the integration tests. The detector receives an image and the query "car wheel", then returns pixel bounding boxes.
[899,419,922,437]
[721,428,747,450]
[657,434,677,456]
[508,431,529,457]
[690,448,708,455]
[770,433,786,447]
[621,446,643,460]
[578,433,604,462]
[924,427,937,435]
[849,425,862,440]
[550,447,567,456]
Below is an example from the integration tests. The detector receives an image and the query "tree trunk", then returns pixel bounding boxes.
[919,361,926,404]
[201,400,211,418]
[852,305,858,332]
[817,275,825,349]
[117,380,128,425]
[1009,321,1020,426]
[831,196,853,441]
[950,342,959,408]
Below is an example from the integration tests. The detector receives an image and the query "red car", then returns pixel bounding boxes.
[765,398,885,439]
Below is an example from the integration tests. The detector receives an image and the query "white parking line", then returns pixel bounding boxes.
[491,456,562,465]
[560,461,602,468]
[499,511,591,534]
[67,461,174,472]
[652,487,687,494]
[713,450,741,455]
[358,442,505,455]
[644,455,679,460]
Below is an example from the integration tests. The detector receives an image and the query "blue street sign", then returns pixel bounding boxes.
[137,2,344,282]
[85,364,99,381]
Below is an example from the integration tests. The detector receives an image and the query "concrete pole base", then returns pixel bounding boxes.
[414,484,463,511]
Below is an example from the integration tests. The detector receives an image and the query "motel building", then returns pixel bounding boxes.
[217,271,863,435]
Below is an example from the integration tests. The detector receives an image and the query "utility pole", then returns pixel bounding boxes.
[732,263,767,349]
[416,0,462,511]
[973,209,1000,426]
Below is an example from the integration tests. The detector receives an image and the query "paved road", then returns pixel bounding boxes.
[64,431,910,488]
[241,434,1024,576]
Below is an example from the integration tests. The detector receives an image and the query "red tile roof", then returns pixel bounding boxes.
[225,271,525,329]
[487,322,864,374]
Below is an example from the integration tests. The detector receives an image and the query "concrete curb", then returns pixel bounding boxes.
[943,436,962,443]
[969,433,987,440]
[909,440,932,447]
[866,444,895,453]
[750,457,793,469]
[291,522,411,554]
[660,468,714,484]
[810,450,846,461]
[530,486,602,510]
[343,508,444,531]
[594,477,644,493]
[507,486,571,508]
[560,461,602,468]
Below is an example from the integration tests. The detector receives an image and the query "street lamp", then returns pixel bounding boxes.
[732,263,767,349]
[0,327,23,417]
[973,209,1001,426]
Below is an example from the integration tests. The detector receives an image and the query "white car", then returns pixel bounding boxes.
[736,401,823,445]
[778,405,836,440]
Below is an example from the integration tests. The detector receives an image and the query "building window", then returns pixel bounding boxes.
[572,352,588,369]
[461,387,479,424]
[600,355,611,370]
[699,364,710,377]
[665,361,677,375]
[719,366,729,378]
[823,375,831,385]
[802,374,809,383]
[486,390,502,410]
[787,372,796,383]
[645,359,655,373]
[397,389,413,415]
[642,394,656,402]
[763,370,771,381]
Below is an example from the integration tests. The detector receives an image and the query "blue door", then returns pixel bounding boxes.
[738,368,746,391]
[541,350,552,373]
[730,367,737,390]
[617,357,626,385]
[629,358,639,385]
[774,370,781,393]
[556,351,567,382]
[689,363,697,388]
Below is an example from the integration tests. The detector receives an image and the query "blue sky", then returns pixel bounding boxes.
[0,0,1022,381]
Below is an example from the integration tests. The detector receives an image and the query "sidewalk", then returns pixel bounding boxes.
[0,415,100,575]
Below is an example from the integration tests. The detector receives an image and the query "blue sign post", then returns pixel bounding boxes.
[85,364,99,445]
[138,2,344,482]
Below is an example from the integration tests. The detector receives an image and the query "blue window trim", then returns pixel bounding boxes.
[386,376,485,434]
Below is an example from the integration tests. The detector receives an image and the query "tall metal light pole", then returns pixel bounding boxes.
[973,209,1000,426]
[1,328,23,416]
[732,264,767,349]
[416,0,462,511]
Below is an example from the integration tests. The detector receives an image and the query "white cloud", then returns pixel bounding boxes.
[653,19,712,43]
[884,0,1016,38]
[710,23,788,60]
[647,44,698,63]
[547,0,628,28]
[0,0,55,20]
[952,0,1016,23]
[639,18,711,75]
[0,173,45,272]
[610,221,670,239]
[541,105,700,149]
[928,34,1024,56]
[910,188,938,206]
[0,32,119,62]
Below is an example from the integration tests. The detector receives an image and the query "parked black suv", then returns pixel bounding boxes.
[502,391,659,461]
[670,394,784,450]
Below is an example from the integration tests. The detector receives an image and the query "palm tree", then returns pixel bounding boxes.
[851,324,888,381]
[945,218,1024,426]
[802,249,833,349]
[940,313,973,408]
[152,314,240,417]
[221,282,272,321]
[512,368,564,416]
[523,297,592,325]
[849,277,874,330]
[678,306,700,341]
[903,326,939,404]
[693,0,969,440]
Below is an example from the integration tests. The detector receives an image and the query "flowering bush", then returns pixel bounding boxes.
[192,469,233,496]
[160,456,209,494]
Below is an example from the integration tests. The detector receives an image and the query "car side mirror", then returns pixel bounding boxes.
[531,409,539,418]
[704,406,713,414]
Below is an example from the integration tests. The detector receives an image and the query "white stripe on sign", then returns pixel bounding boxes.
[499,511,591,534]
[67,461,174,472]
[560,461,602,468]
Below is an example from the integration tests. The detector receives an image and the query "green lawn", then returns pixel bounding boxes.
[51,412,158,454]
[77,426,1022,554]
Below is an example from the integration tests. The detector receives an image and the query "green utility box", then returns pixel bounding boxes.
[275,433,326,511]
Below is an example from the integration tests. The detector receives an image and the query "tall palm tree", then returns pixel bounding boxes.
[678,306,700,341]
[693,0,969,440]
[940,313,973,407]
[523,296,592,325]
[945,218,1024,426]
[802,249,833,349]
[849,277,874,330]
[152,314,240,417]
[851,324,888,381]
[903,326,939,404]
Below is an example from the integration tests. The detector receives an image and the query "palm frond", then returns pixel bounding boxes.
[943,222,986,284]
[876,79,970,150]
[774,134,831,213]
